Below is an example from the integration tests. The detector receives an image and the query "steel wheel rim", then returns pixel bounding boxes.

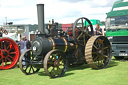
[73,17,93,46]
[85,36,112,69]
[44,50,67,78]
[0,37,19,70]
[19,49,40,75]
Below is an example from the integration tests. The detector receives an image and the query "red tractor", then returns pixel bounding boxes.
[0,27,19,70]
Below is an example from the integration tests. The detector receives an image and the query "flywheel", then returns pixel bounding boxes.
[85,36,112,69]
[72,17,94,46]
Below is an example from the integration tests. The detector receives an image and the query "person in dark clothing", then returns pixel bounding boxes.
[18,36,31,54]
[17,36,31,66]
[95,24,102,35]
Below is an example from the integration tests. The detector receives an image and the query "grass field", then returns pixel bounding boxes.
[0,57,128,85]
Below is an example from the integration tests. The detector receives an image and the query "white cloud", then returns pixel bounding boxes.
[1,0,24,7]
[0,0,115,25]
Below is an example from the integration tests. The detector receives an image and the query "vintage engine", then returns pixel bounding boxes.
[19,4,112,78]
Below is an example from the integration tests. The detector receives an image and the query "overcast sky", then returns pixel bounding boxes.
[0,0,116,25]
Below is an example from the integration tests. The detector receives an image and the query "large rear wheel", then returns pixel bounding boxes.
[85,36,112,69]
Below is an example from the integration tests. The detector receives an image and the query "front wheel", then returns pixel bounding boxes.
[19,49,40,75]
[44,50,67,78]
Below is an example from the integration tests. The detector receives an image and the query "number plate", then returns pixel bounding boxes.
[119,53,128,56]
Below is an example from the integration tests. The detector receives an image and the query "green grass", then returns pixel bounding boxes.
[0,57,128,85]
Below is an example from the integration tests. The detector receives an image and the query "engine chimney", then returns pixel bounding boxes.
[37,4,45,34]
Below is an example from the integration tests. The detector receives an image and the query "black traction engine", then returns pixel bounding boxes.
[19,4,112,78]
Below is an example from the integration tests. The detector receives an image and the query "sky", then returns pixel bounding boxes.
[0,0,116,25]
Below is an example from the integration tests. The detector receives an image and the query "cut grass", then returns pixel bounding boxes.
[0,57,128,85]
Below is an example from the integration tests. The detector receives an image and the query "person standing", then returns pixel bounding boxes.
[18,36,31,54]
[95,24,103,35]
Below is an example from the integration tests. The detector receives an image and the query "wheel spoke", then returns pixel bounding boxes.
[24,65,29,71]
[31,66,35,72]
[103,46,108,50]
[8,45,13,52]
[99,40,104,48]
[48,62,54,65]
[7,58,13,62]
[8,55,14,59]
[98,60,101,67]
[9,52,16,54]
[99,53,108,58]
[77,32,83,40]
[58,55,61,61]
[53,68,56,76]
[92,52,97,54]
[93,45,98,50]
[29,65,32,73]
[76,27,83,32]
[59,63,64,66]
[4,41,6,49]
[93,56,98,61]
[1,42,3,49]
[57,67,60,75]
[50,67,55,75]
[6,45,10,50]
[85,32,91,37]
[103,55,109,58]
[81,18,84,30]
[102,60,105,65]
[48,66,52,69]
[2,59,4,66]
[0,57,2,61]
[4,58,7,66]
[83,34,86,45]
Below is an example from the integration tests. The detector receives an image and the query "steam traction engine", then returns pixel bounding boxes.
[19,4,112,78]
[0,27,19,70]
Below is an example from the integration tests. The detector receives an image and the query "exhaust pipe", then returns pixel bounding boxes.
[37,4,45,34]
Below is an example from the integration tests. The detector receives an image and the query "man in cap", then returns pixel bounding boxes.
[18,35,31,54]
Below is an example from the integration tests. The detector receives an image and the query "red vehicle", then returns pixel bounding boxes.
[0,27,19,70]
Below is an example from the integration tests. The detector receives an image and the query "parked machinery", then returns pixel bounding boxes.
[0,27,19,70]
[19,4,112,78]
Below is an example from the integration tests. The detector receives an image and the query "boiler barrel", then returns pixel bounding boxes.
[32,37,77,56]
[49,37,77,52]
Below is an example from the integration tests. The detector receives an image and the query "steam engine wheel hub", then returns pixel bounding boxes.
[54,60,60,67]
[2,50,9,57]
